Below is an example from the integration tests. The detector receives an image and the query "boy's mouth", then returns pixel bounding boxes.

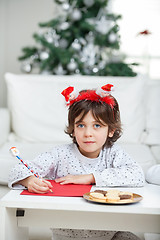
[84,141,95,144]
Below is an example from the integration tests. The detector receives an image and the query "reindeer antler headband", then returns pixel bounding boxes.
[61,84,115,108]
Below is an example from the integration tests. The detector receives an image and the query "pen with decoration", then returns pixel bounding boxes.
[9,147,53,192]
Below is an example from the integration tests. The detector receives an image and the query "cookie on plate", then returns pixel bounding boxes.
[119,192,133,200]
[105,190,121,202]
[90,191,107,200]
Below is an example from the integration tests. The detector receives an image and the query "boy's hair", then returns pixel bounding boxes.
[65,91,122,147]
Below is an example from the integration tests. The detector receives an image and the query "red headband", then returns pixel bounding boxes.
[61,84,115,108]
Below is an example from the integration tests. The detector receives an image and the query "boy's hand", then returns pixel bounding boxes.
[55,174,95,185]
[18,176,53,194]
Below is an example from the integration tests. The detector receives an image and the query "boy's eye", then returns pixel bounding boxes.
[77,124,84,128]
[94,124,101,128]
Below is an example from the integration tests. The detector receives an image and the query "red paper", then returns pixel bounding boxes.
[20,180,92,197]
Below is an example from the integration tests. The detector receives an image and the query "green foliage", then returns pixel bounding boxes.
[18,47,38,60]
[104,63,137,76]
[39,19,60,28]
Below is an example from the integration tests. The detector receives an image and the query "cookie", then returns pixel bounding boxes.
[105,189,120,202]
[90,192,107,200]
[94,190,107,195]
[106,196,120,202]
[106,189,120,195]
[119,192,133,200]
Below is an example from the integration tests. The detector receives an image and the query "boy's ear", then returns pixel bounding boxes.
[108,130,115,138]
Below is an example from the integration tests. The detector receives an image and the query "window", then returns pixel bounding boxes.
[112,0,160,79]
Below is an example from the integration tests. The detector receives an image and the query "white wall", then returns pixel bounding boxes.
[0,0,57,107]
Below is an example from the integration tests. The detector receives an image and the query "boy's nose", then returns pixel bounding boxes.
[84,127,93,137]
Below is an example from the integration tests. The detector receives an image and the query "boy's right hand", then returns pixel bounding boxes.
[18,176,53,194]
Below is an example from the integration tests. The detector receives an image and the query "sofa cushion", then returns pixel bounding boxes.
[0,108,10,146]
[5,73,146,144]
[150,146,160,164]
[119,143,156,174]
[144,82,160,145]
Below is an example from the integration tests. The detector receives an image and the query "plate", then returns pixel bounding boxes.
[83,192,143,205]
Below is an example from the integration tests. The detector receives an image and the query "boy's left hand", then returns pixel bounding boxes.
[55,174,95,185]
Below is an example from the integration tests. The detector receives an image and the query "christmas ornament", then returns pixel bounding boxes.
[83,0,94,7]
[59,22,70,30]
[96,17,113,34]
[92,67,98,73]
[45,29,60,47]
[80,57,86,63]
[79,37,86,46]
[81,41,97,67]
[86,31,94,41]
[39,51,49,60]
[108,33,117,43]
[21,62,32,73]
[54,64,67,75]
[67,58,77,71]
[71,39,81,50]
[59,39,68,48]
[71,9,82,21]
[44,29,55,43]
[52,30,60,41]
[62,3,70,11]
[45,35,53,43]
[86,18,95,26]
[31,54,39,61]
[75,69,80,74]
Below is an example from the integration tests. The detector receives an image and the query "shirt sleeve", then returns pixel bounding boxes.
[145,164,160,185]
[93,145,145,187]
[8,150,57,189]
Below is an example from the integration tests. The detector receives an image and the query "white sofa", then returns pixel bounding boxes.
[0,73,160,240]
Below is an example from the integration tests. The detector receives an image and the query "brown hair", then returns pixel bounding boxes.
[65,91,122,147]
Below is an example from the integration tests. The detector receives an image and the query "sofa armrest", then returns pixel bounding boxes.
[0,108,10,146]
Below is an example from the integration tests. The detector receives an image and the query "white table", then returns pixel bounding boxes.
[0,183,160,240]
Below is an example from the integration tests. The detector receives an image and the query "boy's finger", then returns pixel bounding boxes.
[55,178,63,182]
[60,179,73,185]
[55,176,69,182]
[31,186,49,194]
[34,182,50,192]
[60,181,67,185]
[28,183,49,194]
[42,179,53,188]
[35,178,48,187]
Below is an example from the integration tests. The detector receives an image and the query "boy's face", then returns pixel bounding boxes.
[73,111,114,158]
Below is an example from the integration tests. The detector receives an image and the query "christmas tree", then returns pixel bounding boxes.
[19,0,137,76]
